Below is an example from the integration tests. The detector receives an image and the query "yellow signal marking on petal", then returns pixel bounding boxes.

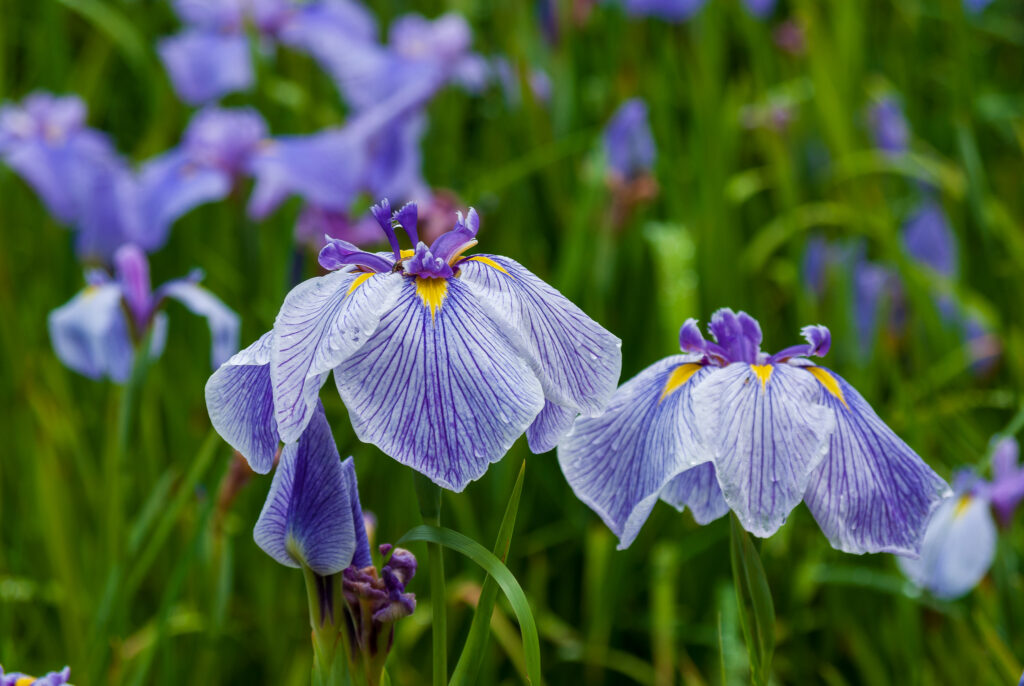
[806,366,848,409]
[400,249,415,259]
[466,255,510,275]
[659,363,703,402]
[447,240,479,265]
[15,678,35,686]
[750,364,774,390]
[347,272,375,296]
[953,494,973,519]
[416,277,448,321]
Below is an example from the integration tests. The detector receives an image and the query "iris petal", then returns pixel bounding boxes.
[558,355,712,549]
[205,332,278,474]
[692,363,835,538]
[333,278,546,491]
[138,149,232,237]
[459,255,622,418]
[254,404,358,575]
[801,366,951,555]
[526,400,577,453]
[660,462,730,525]
[272,271,403,443]
[157,30,253,105]
[48,284,134,383]
[160,279,240,368]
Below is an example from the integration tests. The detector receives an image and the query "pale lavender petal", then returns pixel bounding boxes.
[743,0,776,17]
[205,332,278,473]
[802,366,951,555]
[692,363,836,538]
[459,255,622,417]
[897,493,995,599]
[526,400,577,453]
[902,200,957,278]
[138,148,232,233]
[48,283,135,383]
[159,279,240,368]
[254,403,357,575]
[558,356,713,549]
[603,98,656,179]
[623,0,707,21]
[660,462,730,525]
[334,278,546,491]
[158,30,253,105]
[272,271,403,443]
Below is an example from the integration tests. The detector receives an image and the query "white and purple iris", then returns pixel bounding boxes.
[0,666,72,686]
[49,244,239,383]
[206,199,622,490]
[559,308,951,553]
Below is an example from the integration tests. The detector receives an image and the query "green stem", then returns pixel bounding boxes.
[302,566,337,684]
[414,473,447,686]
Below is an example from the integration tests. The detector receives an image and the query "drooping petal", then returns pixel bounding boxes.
[138,149,232,235]
[341,457,372,568]
[558,356,713,549]
[159,278,240,368]
[692,363,836,538]
[897,493,995,599]
[157,30,253,105]
[272,271,403,443]
[800,366,951,555]
[526,400,577,453]
[205,331,278,474]
[48,283,136,383]
[254,403,357,575]
[660,461,730,525]
[334,277,546,491]
[459,254,622,417]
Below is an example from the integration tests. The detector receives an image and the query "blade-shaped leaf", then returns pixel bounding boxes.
[729,513,775,686]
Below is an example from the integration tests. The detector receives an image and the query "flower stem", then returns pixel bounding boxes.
[302,566,337,685]
[414,473,447,686]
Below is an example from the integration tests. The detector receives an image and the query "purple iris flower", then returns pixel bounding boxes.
[903,200,957,278]
[989,437,1024,526]
[206,199,622,490]
[140,106,267,238]
[0,92,144,260]
[0,666,72,686]
[49,244,239,383]
[868,97,909,156]
[603,98,656,181]
[743,0,777,18]
[559,309,950,552]
[964,0,994,13]
[898,471,995,599]
[343,544,418,667]
[621,0,707,22]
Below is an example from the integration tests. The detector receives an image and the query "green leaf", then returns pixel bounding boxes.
[398,524,542,686]
[729,514,775,686]
[450,460,527,686]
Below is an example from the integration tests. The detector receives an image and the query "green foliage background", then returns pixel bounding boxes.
[1,0,1023,684]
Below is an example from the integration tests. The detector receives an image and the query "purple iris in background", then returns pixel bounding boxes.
[621,0,707,21]
[742,0,777,18]
[0,92,145,260]
[868,96,909,155]
[49,244,239,383]
[989,437,1024,526]
[898,471,996,599]
[559,308,950,552]
[0,666,72,686]
[139,106,267,237]
[903,200,957,277]
[963,0,994,14]
[604,98,656,181]
[206,199,622,490]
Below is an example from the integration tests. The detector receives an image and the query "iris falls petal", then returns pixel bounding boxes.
[160,279,240,368]
[660,462,730,525]
[48,283,135,383]
[801,366,951,555]
[692,363,835,538]
[526,400,577,453]
[334,277,546,491]
[558,356,712,549]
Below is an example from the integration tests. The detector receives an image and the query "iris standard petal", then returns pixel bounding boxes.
[159,279,240,368]
[558,356,713,549]
[254,404,357,575]
[334,277,546,491]
[340,457,372,568]
[459,255,622,417]
[138,149,232,235]
[897,494,995,599]
[800,366,950,555]
[158,30,253,105]
[48,283,135,383]
[692,363,836,538]
[526,400,577,453]
[272,271,403,443]
[660,462,730,525]
[205,331,278,474]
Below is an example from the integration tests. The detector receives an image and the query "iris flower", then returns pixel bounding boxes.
[49,245,239,383]
[0,666,71,686]
[0,93,144,259]
[868,97,909,156]
[897,471,996,599]
[603,99,656,182]
[559,308,950,552]
[207,199,622,490]
[621,0,707,21]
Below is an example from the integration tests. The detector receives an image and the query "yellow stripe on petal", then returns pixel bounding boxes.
[466,255,510,275]
[15,677,36,686]
[806,366,848,408]
[416,277,448,320]
[953,494,973,519]
[659,363,703,402]
[447,240,479,265]
[347,272,374,296]
[750,364,773,390]
[400,249,415,259]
